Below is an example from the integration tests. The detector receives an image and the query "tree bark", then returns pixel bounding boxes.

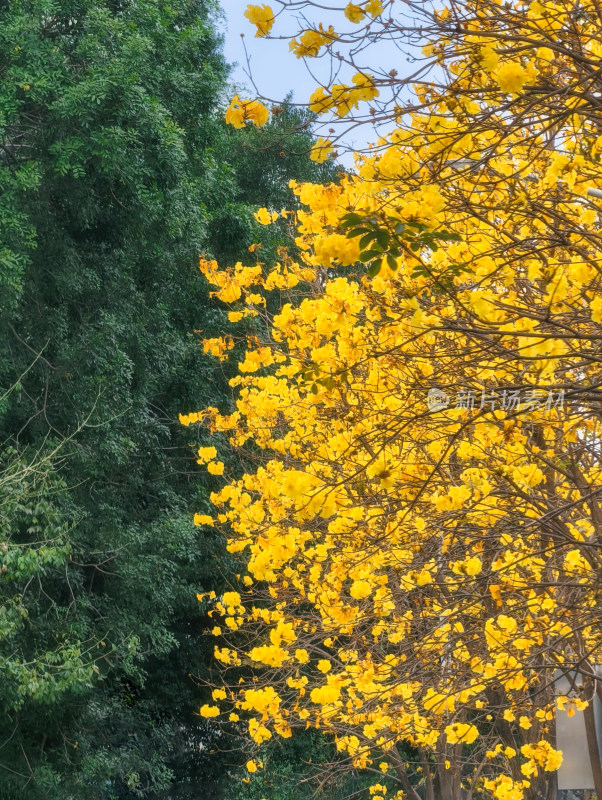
[391,747,423,800]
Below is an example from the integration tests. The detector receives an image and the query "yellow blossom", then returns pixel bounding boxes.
[310,138,334,163]
[255,207,278,225]
[495,61,530,93]
[199,704,220,717]
[344,3,365,22]
[444,722,479,744]
[244,4,274,36]
[225,95,270,129]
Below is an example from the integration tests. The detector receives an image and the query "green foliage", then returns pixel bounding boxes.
[231,730,399,800]
[0,444,97,713]
[340,210,462,278]
[208,99,340,264]
[0,1,337,797]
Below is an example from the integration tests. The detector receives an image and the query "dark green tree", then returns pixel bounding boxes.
[0,1,337,797]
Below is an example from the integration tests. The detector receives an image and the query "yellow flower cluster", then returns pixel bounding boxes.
[344,1,383,22]
[254,207,278,225]
[185,0,602,795]
[289,24,336,58]
[244,4,274,37]
[308,74,379,117]
[309,138,334,163]
[188,137,601,787]
[225,95,269,129]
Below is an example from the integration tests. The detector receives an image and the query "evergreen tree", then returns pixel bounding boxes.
[0,1,336,797]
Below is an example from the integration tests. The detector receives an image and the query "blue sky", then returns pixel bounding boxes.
[220,0,318,105]
[217,0,417,158]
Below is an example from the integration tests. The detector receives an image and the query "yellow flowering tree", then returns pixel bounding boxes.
[185,1,602,798]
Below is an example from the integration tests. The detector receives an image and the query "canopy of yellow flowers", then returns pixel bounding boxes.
[186,1,602,798]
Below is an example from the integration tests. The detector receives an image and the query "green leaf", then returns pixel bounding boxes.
[340,212,364,228]
[386,254,398,271]
[359,231,378,249]
[434,230,462,242]
[359,248,383,262]
[374,229,390,249]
